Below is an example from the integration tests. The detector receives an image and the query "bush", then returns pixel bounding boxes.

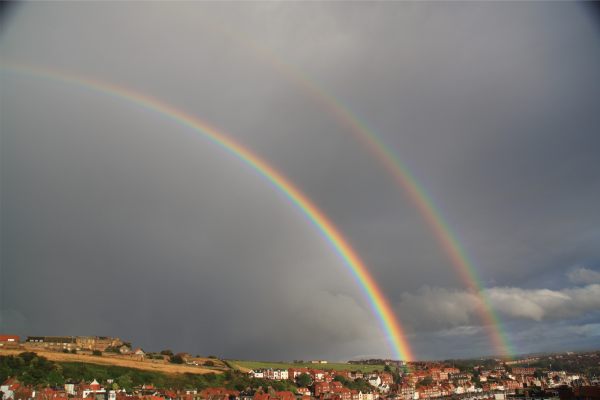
[92,350,102,356]
[170,355,184,364]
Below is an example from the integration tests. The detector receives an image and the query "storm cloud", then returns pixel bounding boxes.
[1,2,600,360]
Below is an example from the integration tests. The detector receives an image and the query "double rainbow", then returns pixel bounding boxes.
[1,65,414,362]
[218,34,515,357]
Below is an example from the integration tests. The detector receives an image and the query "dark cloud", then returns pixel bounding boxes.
[1,2,599,360]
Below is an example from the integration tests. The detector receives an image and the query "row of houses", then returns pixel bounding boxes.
[250,369,393,387]
[0,335,150,358]
[24,336,124,352]
[0,335,125,352]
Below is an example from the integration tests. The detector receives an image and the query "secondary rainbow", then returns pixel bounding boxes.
[1,64,415,362]
[216,29,515,357]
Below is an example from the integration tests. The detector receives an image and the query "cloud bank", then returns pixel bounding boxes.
[397,284,600,331]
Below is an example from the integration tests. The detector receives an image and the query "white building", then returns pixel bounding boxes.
[250,370,265,379]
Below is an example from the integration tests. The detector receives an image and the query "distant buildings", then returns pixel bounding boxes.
[24,336,123,352]
[0,335,20,349]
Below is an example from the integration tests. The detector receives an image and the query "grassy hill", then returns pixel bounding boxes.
[0,348,222,375]
[228,360,385,373]
[0,351,229,390]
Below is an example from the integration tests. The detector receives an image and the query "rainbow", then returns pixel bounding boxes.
[216,29,515,357]
[1,64,415,362]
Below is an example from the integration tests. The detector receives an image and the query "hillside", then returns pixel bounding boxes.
[0,349,222,375]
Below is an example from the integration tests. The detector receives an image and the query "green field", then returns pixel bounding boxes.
[228,360,385,373]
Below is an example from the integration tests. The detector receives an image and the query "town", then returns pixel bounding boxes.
[1,335,599,400]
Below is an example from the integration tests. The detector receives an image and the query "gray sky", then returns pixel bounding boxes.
[1,2,600,361]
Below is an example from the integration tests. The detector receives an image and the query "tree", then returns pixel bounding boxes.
[534,370,544,379]
[161,350,174,356]
[18,352,37,363]
[416,376,433,388]
[296,373,312,387]
[117,375,133,391]
[47,369,65,387]
[333,375,348,385]
[170,355,184,364]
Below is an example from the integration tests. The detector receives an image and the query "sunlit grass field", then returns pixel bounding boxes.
[228,360,385,373]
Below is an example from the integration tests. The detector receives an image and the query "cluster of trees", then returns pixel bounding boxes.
[415,376,433,388]
[529,353,600,376]
[0,352,226,390]
[0,352,65,387]
[332,375,373,393]
[0,353,297,392]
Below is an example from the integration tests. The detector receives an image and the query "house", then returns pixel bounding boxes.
[332,388,351,400]
[262,369,288,381]
[23,336,123,352]
[0,335,20,349]
[253,392,270,400]
[201,388,239,400]
[75,337,123,351]
[311,370,326,382]
[288,368,310,380]
[512,368,536,376]
[273,369,289,381]
[368,376,381,388]
[314,383,331,396]
[399,384,415,400]
[504,380,522,391]
[417,385,441,399]
[133,348,145,359]
[25,336,77,351]
[379,374,394,386]
[454,386,465,395]
[10,385,33,400]
[252,392,293,400]
[65,384,76,396]
[250,370,265,379]
[81,379,106,400]
[34,388,66,400]
[350,372,364,381]
[271,392,294,400]
[1,378,20,400]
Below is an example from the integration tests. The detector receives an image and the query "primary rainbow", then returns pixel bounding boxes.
[1,64,415,362]
[217,30,515,357]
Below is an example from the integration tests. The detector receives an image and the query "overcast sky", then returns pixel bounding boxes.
[1,2,600,361]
